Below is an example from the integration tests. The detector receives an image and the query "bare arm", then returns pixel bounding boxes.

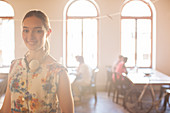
[58,70,74,113]
[0,79,11,113]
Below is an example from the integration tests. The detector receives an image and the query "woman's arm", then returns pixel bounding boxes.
[58,70,74,113]
[0,79,11,113]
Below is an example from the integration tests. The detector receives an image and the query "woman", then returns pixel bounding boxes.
[112,57,128,82]
[72,56,92,101]
[0,10,74,113]
[111,55,123,72]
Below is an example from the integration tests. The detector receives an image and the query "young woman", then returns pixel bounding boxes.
[72,56,92,101]
[0,10,74,113]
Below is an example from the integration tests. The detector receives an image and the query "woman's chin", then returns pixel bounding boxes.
[27,47,39,51]
[28,47,44,52]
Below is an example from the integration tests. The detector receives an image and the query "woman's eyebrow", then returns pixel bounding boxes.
[23,26,43,29]
[34,27,43,29]
[23,26,28,28]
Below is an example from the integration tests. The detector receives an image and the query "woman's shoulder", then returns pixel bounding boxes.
[10,58,24,67]
[46,56,67,72]
[11,58,23,62]
[48,62,66,70]
[8,58,23,74]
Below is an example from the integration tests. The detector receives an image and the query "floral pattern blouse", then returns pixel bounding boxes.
[8,58,66,113]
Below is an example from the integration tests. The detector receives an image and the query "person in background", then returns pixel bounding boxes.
[72,56,92,101]
[0,10,74,113]
[112,57,128,81]
[112,55,124,72]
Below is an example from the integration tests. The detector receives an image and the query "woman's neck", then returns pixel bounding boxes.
[27,49,47,63]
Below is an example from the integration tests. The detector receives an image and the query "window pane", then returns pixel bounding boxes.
[121,19,135,67]
[67,0,97,17]
[121,1,151,17]
[67,19,82,67]
[66,0,98,68]
[137,19,151,67]
[83,19,97,69]
[0,1,14,17]
[0,19,14,66]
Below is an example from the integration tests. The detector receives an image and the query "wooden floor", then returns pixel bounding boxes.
[74,91,170,113]
[0,92,129,113]
[1,91,170,113]
[74,92,129,113]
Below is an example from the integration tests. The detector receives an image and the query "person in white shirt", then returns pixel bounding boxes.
[72,56,92,101]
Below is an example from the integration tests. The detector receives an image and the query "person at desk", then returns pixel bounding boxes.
[112,57,128,81]
[112,55,124,72]
[0,10,74,113]
[72,56,92,101]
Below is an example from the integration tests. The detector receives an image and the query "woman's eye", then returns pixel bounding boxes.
[35,30,43,33]
[23,29,29,33]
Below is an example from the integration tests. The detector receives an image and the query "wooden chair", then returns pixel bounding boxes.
[162,89,170,111]
[105,66,112,89]
[90,68,99,102]
[112,72,131,107]
[106,67,113,96]
[0,75,8,97]
[80,68,99,103]
[159,85,170,99]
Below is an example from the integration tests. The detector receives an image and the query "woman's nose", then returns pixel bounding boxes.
[28,31,35,39]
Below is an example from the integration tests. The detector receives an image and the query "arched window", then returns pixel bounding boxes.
[0,1,15,67]
[64,0,99,68]
[121,0,155,68]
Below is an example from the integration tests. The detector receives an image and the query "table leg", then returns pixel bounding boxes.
[149,85,156,102]
[125,84,154,113]
[138,84,148,102]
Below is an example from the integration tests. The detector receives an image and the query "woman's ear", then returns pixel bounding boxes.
[46,28,52,38]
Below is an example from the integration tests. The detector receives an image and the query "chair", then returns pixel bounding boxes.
[162,89,170,111]
[106,67,113,96]
[159,85,170,100]
[112,72,131,107]
[105,66,112,90]
[156,86,170,112]
[80,68,99,103]
[0,75,8,97]
[90,68,99,102]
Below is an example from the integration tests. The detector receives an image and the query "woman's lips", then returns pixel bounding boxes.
[27,41,37,45]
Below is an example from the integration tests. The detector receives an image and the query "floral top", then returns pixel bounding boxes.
[9,58,66,113]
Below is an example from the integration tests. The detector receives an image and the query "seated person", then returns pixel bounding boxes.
[72,56,92,101]
[112,57,128,82]
[112,55,124,72]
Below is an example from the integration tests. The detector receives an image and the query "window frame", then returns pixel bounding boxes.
[0,1,14,67]
[120,0,153,68]
[65,0,99,68]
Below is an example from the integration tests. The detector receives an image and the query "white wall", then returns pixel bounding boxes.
[154,0,170,75]
[5,0,170,89]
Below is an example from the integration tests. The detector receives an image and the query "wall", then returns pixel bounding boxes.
[8,0,68,61]
[154,0,170,75]
[5,0,170,89]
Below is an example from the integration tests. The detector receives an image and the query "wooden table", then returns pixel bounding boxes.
[124,68,170,113]
[126,68,170,85]
[67,68,77,84]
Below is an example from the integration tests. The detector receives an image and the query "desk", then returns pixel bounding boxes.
[124,68,170,113]
[126,68,170,85]
[68,74,76,84]
[0,67,10,74]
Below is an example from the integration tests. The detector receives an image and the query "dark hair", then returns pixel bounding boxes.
[119,55,123,59]
[123,57,128,63]
[75,56,84,63]
[22,10,51,31]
